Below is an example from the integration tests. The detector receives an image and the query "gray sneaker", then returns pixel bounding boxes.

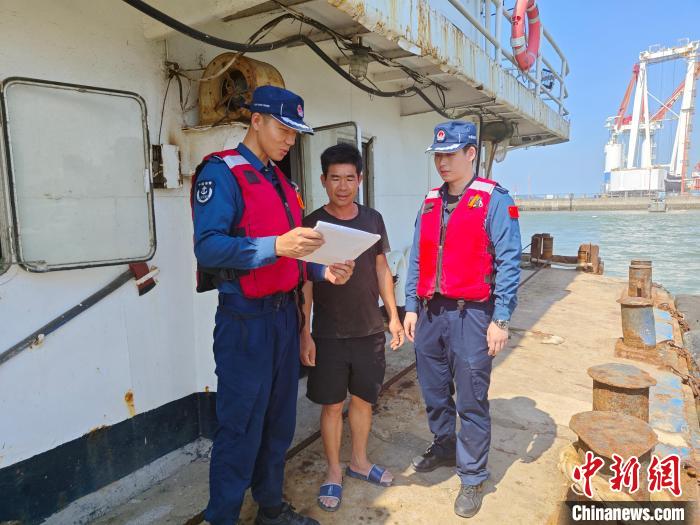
[454,483,484,518]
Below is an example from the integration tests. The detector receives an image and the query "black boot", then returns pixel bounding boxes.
[255,502,319,525]
[454,483,484,518]
[412,440,456,472]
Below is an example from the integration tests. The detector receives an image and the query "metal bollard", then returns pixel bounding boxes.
[530,234,542,266]
[569,411,657,501]
[614,296,663,364]
[587,363,656,422]
[618,296,656,349]
[628,260,653,299]
[577,244,590,271]
[541,233,553,268]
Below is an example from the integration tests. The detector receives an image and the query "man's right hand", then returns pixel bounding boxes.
[275,227,324,258]
[300,332,316,367]
[403,312,418,342]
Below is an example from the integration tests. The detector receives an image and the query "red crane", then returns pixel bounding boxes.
[615,62,700,129]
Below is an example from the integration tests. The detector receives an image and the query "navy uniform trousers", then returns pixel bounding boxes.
[414,297,494,486]
[205,292,300,525]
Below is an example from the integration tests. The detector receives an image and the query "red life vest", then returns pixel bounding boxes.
[191,149,305,298]
[417,177,496,302]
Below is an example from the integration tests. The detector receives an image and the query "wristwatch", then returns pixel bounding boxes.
[493,319,509,330]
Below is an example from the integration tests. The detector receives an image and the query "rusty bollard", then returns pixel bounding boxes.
[614,296,662,364]
[628,260,653,299]
[541,233,553,268]
[618,297,656,348]
[577,244,590,271]
[587,363,656,422]
[530,234,542,266]
[570,411,657,501]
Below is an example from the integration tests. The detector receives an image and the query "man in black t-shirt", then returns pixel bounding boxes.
[300,143,404,512]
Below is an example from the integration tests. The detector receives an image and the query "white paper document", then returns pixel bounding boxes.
[300,220,380,266]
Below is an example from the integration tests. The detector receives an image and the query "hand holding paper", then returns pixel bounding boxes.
[299,221,381,266]
[325,260,355,285]
[275,227,324,258]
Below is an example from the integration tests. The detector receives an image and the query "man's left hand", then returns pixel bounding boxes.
[487,321,509,357]
[324,260,355,285]
[388,317,404,350]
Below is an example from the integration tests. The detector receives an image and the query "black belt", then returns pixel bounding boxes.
[421,295,492,314]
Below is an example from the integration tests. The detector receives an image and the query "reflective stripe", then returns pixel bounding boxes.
[529,15,540,25]
[511,36,527,49]
[220,155,251,169]
[526,1,538,12]
[470,180,496,194]
[426,189,440,199]
[426,142,463,152]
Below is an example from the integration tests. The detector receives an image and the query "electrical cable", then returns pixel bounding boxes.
[157,75,173,144]
[120,0,492,120]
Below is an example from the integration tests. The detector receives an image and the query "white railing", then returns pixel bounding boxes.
[446,0,569,117]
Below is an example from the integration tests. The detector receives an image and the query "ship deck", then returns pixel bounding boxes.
[83,268,698,525]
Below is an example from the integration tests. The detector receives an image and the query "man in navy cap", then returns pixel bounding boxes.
[192,85,355,525]
[403,120,521,518]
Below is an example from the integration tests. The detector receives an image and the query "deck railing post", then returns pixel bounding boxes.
[494,0,502,64]
[535,24,544,96]
[559,59,567,115]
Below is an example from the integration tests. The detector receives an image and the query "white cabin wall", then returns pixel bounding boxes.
[164,16,449,252]
[0,0,198,467]
[0,0,465,466]
[164,20,445,389]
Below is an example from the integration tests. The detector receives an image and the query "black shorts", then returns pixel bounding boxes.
[306,332,387,405]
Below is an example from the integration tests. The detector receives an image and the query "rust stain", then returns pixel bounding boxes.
[87,425,107,435]
[124,390,136,417]
[205,386,210,393]
[570,411,657,459]
[329,0,366,21]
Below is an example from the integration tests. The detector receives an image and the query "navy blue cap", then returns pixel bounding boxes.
[247,85,314,134]
[426,120,478,152]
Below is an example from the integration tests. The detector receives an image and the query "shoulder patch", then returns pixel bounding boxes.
[195,179,215,205]
[508,205,520,219]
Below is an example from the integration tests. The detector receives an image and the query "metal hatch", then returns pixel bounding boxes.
[0,77,156,272]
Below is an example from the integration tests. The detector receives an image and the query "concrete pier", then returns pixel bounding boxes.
[516,195,700,212]
[80,269,698,525]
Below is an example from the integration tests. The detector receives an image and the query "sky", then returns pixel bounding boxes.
[478,0,700,195]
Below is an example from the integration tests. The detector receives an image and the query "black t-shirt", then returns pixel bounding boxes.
[303,204,390,339]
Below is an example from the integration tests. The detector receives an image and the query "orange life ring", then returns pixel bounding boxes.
[510,0,541,72]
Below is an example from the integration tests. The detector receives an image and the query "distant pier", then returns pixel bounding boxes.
[516,193,700,211]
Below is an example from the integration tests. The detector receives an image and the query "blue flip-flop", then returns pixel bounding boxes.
[346,464,392,487]
[317,483,342,512]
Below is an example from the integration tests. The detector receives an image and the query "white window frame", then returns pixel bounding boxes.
[299,121,362,213]
[0,77,156,273]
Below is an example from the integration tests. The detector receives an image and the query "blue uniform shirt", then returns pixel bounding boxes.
[405,182,522,321]
[192,143,326,295]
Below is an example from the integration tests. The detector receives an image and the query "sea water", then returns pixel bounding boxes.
[519,209,700,295]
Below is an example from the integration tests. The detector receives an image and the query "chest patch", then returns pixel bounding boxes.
[196,180,215,205]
